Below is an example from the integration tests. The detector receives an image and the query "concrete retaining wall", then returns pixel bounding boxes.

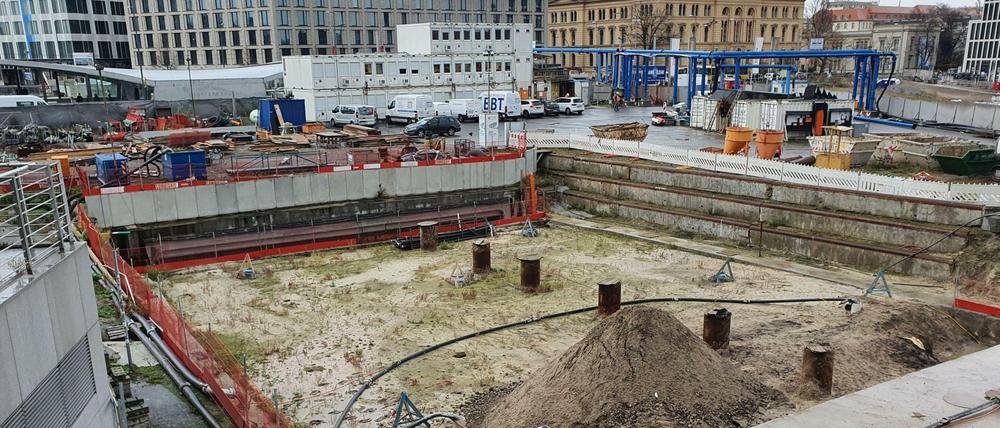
[542,153,983,226]
[553,172,966,252]
[562,192,951,279]
[0,244,114,426]
[87,149,537,228]
[877,94,1000,131]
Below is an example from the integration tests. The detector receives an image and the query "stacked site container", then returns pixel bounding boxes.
[162,150,207,181]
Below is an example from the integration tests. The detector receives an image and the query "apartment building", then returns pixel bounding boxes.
[0,0,131,67]
[546,0,805,72]
[963,0,1000,80]
[127,0,546,69]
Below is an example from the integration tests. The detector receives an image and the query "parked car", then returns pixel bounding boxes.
[876,78,901,88]
[520,99,545,118]
[438,98,481,122]
[330,104,376,126]
[403,115,461,137]
[0,95,48,107]
[479,91,523,121]
[554,97,585,115]
[542,100,561,116]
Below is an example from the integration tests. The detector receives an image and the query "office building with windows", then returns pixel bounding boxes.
[126,0,546,69]
[964,0,1000,81]
[0,0,131,67]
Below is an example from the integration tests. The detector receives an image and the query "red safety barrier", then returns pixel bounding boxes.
[78,205,293,428]
[954,298,1000,318]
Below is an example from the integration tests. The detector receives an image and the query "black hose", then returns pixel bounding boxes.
[880,213,1000,274]
[924,397,1000,428]
[332,295,853,427]
[875,56,896,115]
[131,313,213,393]
[128,322,224,428]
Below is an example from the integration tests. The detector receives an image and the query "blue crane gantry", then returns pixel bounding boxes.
[532,48,896,113]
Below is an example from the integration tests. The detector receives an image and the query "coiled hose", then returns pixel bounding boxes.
[332,295,853,427]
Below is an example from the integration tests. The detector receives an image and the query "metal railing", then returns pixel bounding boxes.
[0,162,73,286]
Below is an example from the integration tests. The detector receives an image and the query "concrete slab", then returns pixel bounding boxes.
[255,179,277,210]
[193,185,218,219]
[153,189,179,223]
[215,184,239,215]
[378,167,398,196]
[756,346,1000,428]
[918,100,938,122]
[4,282,58,397]
[410,166,428,195]
[328,171,348,201]
[103,341,159,367]
[132,191,157,224]
[173,187,199,219]
[345,170,364,200]
[0,305,22,420]
[41,264,86,356]
[362,169,379,198]
[393,167,412,196]
[274,176,296,208]
[234,181,257,212]
[426,165,442,193]
[972,104,996,129]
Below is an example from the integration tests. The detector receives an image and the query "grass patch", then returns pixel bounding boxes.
[92,279,119,320]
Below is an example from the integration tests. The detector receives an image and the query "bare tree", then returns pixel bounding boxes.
[628,4,672,50]
[929,5,972,71]
[805,0,840,72]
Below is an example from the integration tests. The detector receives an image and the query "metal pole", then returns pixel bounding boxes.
[136,49,146,99]
[10,176,33,274]
[187,56,197,119]
[672,56,679,104]
[44,165,66,253]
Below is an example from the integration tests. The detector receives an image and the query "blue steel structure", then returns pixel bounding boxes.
[534,48,896,112]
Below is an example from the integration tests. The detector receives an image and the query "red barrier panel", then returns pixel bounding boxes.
[954,298,1000,318]
[78,205,293,428]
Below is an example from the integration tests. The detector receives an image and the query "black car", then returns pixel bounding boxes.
[403,115,462,137]
[542,100,561,116]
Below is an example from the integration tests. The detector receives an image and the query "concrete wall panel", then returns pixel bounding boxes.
[328,171,348,201]
[5,282,58,397]
[972,104,996,129]
[131,192,155,224]
[955,104,976,127]
[918,101,938,122]
[440,165,458,192]
[109,194,135,227]
[886,96,905,118]
[0,305,21,421]
[394,167,412,196]
[378,168,398,196]
[274,176,297,208]
[306,174,326,204]
[345,170,363,200]
[410,167,428,194]
[902,98,920,118]
[255,179,278,210]
[235,181,258,213]
[471,162,485,189]
[74,248,99,329]
[426,166,443,193]
[490,161,504,187]
[194,186,218,218]
[152,189,178,223]
[174,187,199,219]
[42,266,86,356]
[362,169,380,198]
[215,184,239,215]
[936,102,958,123]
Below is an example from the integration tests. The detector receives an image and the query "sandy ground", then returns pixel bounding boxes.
[158,222,991,427]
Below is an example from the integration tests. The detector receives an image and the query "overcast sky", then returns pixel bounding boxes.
[877,0,978,6]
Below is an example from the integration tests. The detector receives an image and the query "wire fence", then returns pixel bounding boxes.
[78,205,293,428]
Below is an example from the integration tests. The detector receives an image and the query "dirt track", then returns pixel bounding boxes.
[159,222,990,426]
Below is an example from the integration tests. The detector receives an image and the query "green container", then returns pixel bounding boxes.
[932,146,1000,176]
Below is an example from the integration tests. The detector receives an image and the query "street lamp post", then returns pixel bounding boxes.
[186,56,197,120]
[135,49,146,99]
[95,64,110,136]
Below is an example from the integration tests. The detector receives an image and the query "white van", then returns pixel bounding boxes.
[478,91,522,121]
[331,104,376,126]
[0,95,48,107]
[386,94,434,124]
[439,98,481,123]
[433,101,449,116]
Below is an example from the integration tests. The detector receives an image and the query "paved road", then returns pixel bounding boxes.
[369,104,992,159]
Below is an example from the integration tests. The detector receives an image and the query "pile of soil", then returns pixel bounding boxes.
[478,306,788,427]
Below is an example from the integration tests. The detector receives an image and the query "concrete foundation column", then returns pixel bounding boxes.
[597,279,621,316]
[418,221,438,251]
[702,308,731,350]
[472,239,491,275]
[801,344,834,394]
[518,254,541,292]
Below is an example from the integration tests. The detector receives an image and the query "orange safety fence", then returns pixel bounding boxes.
[78,204,293,428]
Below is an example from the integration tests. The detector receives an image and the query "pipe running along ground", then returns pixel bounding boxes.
[332,295,854,427]
[131,312,213,393]
[127,321,223,428]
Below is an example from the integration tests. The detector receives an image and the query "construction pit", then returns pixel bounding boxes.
[156,217,998,427]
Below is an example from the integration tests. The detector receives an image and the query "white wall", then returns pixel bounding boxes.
[86,149,537,228]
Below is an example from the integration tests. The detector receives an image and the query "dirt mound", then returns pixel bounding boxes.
[479,306,787,427]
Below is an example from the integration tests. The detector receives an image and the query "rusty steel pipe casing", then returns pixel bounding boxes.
[418,221,438,251]
[518,254,541,292]
[703,308,732,350]
[801,345,834,395]
[472,239,491,275]
[597,279,622,316]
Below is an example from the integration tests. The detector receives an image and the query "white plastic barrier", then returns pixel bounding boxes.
[521,132,1000,207]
